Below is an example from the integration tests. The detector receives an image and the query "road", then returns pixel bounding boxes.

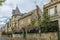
[0,36,25,40]
[0,36,12,40]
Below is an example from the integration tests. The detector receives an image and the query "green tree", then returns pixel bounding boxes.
[11,27,17,32]
[0,0,5,5]
[31,19,35,27]
[42,9,50,32]
[43,9,50,22]
[38,9,50,33]
[38,18,43,26]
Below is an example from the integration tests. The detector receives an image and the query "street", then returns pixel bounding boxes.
[0,36,12,40]
[0,36,25,40]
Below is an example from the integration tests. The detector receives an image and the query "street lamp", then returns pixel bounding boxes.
[39,29,41,36]
[22,27,27,40]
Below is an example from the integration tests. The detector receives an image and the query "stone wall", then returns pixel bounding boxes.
[12,32,58,40]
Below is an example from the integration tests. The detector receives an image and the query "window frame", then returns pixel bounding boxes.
[49,7,55,16]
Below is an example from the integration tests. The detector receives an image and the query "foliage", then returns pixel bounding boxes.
[38,19,43,26]
[40,9,58,33]
[47,21,58,32]
[27,24,32,29]
[13,32,22,34]
[31,19,35,27]
[11,27,17,32]
[0,0,5,5]
[39,9,50,33]
[2,31,12,35]
[43,9,50,22]
[30,7,58,33]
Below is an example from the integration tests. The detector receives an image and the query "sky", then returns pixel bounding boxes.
[0,0,50,28]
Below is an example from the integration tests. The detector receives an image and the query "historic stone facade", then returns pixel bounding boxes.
[18,6,43,30]
[2,0,59,40]
[3,6,22,32]
[3,5,42,32]
[44,0,60,39]
[44,0,60,31]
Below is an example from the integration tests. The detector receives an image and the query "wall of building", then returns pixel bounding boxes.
[44,1,60,31]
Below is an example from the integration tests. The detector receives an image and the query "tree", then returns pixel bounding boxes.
[43,9,50,22]
[41,9,50,32]
[38,18,43,26]
[0,0,5,5]
[31,19,35,27]
[11,27,17,32]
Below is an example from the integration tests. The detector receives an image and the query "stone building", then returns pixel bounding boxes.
[44,0,60,39]
[3,0,60,33]
[3,5,42,32]
[44,0,60,31]
[10,7,22,31]
[3,19,11,32]
[1,0,60,40]
[18,5,43,31]
[3,6,22,32]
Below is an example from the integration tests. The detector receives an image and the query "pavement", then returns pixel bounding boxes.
[0,36,36,40]
[0,36,12,40]
[0,36,25,40]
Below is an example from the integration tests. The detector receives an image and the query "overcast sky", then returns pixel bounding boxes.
[0,0,50,28]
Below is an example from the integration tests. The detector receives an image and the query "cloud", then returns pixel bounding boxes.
[0,22,5,25]
[3,0,20,9]
[18,0,36,13]
[0,5,12,17]
[18,0,50,13]
[0,18,6,21]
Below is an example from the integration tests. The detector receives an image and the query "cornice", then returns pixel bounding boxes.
[44,0,60,9]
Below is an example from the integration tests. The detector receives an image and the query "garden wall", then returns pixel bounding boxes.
[12,32,58,40]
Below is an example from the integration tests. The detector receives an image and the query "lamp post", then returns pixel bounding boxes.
[22,27,27,40]
[39,29,41,36]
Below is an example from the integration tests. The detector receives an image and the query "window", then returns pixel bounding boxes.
[49,6,57,16]
[15,22,16,27]
[21,21,23,24]
[55,6,57,13]
[28,19,31,24]
[49,7,55,16]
